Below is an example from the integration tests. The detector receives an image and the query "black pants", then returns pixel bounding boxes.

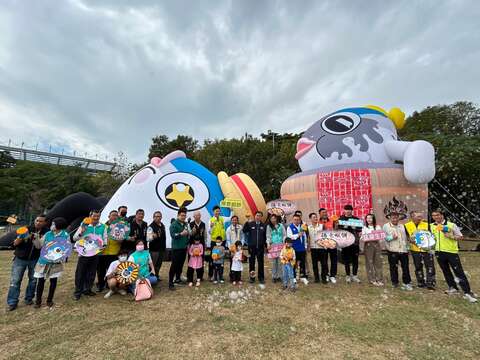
[168,249,187,286]
[150,250,165,278]
[231,270,242,282]
[311,249,327,282]
[96,255,116,290]
[74,255,99,297]
[213,263,224,281]
[323,248,338,278]
[206,248,214,279]
[343,244,359,276]
[294,250,307,278]
[248,246,265,282]
[411,251,436,287]
[387,251,411,286]
[36,277,57,304]
[186,266,204,283]
[436,251,471,294]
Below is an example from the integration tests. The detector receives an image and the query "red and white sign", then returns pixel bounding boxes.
[267,243,284,259]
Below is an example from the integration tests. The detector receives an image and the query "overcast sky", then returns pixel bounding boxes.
[0,0,479,163]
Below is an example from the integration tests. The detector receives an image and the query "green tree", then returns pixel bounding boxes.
[148,135,199,159]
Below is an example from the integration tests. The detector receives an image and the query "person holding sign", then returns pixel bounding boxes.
[383,212,413,291]
[404,211,436,290]
[431,209,477,303]
[208,205,226,281]
[360,214,384,286]
[72,210,107,300]
[33,217,70,308]
[6,215,47,311]
[338,205,362,284]
[287,214,308,284]
[307,213,324,284]
[318,208,338,284]
[266,214,286,283]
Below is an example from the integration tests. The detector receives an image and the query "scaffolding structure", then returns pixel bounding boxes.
[0,145,116,172]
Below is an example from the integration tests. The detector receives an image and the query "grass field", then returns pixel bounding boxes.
[1,251,479,360]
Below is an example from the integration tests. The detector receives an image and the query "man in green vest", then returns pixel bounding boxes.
[431,209,477,303]
[404,211,436,290]
[168,207,190,290]
[72,210,107,300]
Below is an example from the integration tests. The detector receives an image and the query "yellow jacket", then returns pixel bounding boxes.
[404,221,429,253]
[280,246,296,266]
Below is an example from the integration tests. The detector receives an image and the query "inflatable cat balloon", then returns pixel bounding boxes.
[282,105,435,223]
[101,150,266,247]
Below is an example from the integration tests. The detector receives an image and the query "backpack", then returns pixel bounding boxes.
[134,278,153,301]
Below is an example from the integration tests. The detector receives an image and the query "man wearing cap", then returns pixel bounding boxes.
[404,211,436,290]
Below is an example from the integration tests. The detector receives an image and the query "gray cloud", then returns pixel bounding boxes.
[0,0,479,162]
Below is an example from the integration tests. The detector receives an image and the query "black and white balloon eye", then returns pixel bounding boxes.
[321,112,361,135]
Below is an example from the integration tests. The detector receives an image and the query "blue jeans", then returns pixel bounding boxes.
[282,263,295,289]
[7,257,38,306]
[130,275,158,292]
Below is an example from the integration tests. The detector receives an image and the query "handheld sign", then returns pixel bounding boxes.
[338,219,364,228]
[317,230,355,249]
[362,230,386,242]
[267,243,283,259]
[266,199,297,216]
[75,234,104,257]
[415,231,436,250]
[115,261,139,285]
[109,220,130,241]
[40,235,72,263]
[220,198,243,209]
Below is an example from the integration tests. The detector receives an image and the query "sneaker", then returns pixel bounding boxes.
[104,290,114,299]
[232,281,237,286]
[188,282,193,287]
[33,303,41,309]
[417,283,427,289]
[72,294,81,301]
[293,278,298,284]
[46,301,54,308]
[377,281,384,286]
[352,276,361,283]
[238,281,243,285]
[7,304,17,311]
[401,284,413,291]
[463,293,478,303]
[371,281,379,286]
[118,289,127,296]
[196,280,201,287]
[25,300,33,306]
[325,276,330,283]
[213,281,218,284]
[330,277,337,284]
[392,283,399,289]
[168,285,176,291]
[445,287,459,295]
[301,278,309,285]
[83,290,96,297]
[345,276,351,283]
[220,280,225,284]
[427,286,436,291]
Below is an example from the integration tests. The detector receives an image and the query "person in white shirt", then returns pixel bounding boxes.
[104,250,129,299]
[225,215,244,282]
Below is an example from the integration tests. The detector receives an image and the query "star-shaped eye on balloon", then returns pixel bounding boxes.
[165,183,194,207]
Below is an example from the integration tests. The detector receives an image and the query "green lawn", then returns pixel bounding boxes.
[1,251,479,360]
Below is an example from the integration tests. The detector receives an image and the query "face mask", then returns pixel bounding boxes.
[119,255,127,262]
[120,211,127,217]
[50,224,56,231]
[216,242,222,246]
[136,245,144,251]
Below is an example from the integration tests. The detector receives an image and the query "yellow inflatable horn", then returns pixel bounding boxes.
[365,105,406,129]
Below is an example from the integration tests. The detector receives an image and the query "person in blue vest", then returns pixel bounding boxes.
[286,213,308,284]
[72,210,107,300]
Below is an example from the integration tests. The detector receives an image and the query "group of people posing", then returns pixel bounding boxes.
[6,203,478,311]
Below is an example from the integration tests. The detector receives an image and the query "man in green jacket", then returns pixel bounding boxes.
[431,209,477,303]
[168,207,190,290]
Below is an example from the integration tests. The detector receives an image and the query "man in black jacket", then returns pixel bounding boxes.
[6,215,48,311]
[123,209,148,253]
[338,204,362,283]
[243,211,267,284]
[147,211,166,279]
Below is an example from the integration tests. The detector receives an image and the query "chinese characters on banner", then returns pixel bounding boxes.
[316,169,372,220]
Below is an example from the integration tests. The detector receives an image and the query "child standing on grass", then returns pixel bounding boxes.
[231,241,243,285]
[280,238,296,291]
[33,217,69,308]
[187,238,204,287]
[212,236,225,284]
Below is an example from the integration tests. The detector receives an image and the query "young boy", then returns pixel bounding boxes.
[104,250,130,298]
[280,238,296,291]
[212,236,226,284]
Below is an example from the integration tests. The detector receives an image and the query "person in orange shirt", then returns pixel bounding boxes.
[318,208,338,284]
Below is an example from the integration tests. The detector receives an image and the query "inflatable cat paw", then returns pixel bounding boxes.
[101,150,266,247]
[282,106,435,222]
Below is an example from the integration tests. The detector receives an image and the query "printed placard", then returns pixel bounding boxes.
[220,198,243,209]
[267,243,284,259]
[362,230,386,242]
